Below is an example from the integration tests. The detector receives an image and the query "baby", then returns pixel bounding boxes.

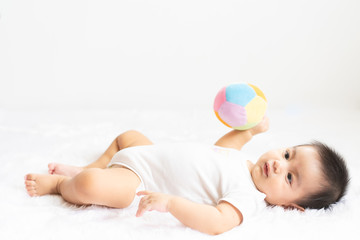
[24,117,349,235]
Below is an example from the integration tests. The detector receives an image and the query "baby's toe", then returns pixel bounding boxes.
[25,181,35,187]
[25,178,37,187]
[25,184,37,196]
[27,189,38,197]
[48,163,56,173]
[25,174,37,181]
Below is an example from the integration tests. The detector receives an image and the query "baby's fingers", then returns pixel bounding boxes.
[136,197,151,217]
[137,190,152,196]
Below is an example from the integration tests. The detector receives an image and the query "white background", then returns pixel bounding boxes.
[0,0,359,111]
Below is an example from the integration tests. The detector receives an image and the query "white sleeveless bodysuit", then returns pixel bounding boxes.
[108,142,266,220]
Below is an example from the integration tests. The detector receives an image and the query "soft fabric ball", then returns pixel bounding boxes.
[214,83,267,130]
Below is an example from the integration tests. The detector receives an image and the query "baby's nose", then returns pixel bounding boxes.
[273,160,282,174]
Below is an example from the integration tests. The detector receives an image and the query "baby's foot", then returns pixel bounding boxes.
[24,174,66,197]
[48,163,83,177]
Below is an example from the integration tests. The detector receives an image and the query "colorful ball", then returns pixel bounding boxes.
[214,83,267,130]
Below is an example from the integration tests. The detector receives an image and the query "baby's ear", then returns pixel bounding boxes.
[283,203,305,212]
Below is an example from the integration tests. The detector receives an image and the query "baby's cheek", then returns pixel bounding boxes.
[264,180,283,200]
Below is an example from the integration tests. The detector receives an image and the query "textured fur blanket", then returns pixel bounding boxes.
[0,108,359,240]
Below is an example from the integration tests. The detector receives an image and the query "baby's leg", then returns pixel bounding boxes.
[49,130,153,177]
[26,167,141,208]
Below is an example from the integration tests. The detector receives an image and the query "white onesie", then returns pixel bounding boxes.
[108,142,266,220]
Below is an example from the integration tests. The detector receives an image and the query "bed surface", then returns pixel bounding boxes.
[1,107,359,239]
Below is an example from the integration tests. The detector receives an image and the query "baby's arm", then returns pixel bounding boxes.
[136,191,242,235]
[215,116,269,150]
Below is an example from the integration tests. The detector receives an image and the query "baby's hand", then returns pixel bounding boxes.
[250,115,269,136]
[136,191,173,217]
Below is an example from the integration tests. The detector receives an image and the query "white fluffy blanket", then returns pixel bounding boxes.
[1,108,359,240]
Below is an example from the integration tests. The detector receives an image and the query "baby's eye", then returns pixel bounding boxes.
[287,173,293,184]
[284,150,290,160]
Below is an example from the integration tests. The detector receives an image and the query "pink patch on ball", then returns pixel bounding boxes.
[213,87,226,112]
[217,101,247,127]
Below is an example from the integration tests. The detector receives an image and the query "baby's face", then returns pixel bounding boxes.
[250,145,323,209]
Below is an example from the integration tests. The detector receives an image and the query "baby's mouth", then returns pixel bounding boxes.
[263,162,269,177]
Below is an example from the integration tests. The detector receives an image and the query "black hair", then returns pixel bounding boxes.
[296,141,350,210]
